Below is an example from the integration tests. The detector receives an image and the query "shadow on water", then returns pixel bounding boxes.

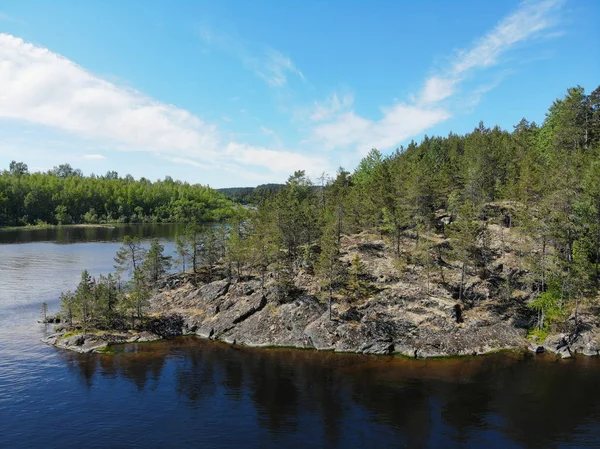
[58,338,600,448]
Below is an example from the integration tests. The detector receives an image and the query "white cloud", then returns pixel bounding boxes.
[310,93,354,122]
[260,126,275,135]
[419,77,456,105]
[198,27,304,88]
[454,0,562,75]
[166,156,215,170]
[0,12,26,26]
[257,50,305,87]
[225,142,330,176]
[311,0,564,154]
[0,33,326,180]
[419,0,563,106]
[0,34,220,160]
[82,154,105,160]
[313,105,450,154]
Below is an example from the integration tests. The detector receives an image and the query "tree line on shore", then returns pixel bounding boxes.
[0,164,236,227]
[59,85,600,337]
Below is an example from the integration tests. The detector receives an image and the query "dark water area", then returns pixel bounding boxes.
[0,223,189,244]
[2,226,600,448]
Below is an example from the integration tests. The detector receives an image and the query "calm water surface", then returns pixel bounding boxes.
[1,225,600,448]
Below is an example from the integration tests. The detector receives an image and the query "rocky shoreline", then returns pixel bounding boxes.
[43,231,600,358]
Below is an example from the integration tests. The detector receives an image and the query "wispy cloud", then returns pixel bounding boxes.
[0,12,26,26]
[257,50,304,87]
[311,0,565,154]
[0,34,327,181]
[224,142,329,175]
[198,26,304,88]
[419,0,564,106]
[260,126,275,135]
[82,154,105,160]
[310,93,354,122]
[312,105,450,155]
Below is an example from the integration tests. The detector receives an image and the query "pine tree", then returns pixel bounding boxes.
[60,290,76,325]
[174,234,190,273]
[200,228,220,280]
[74,269,94,325]
[316,219,347,320]
[143,238,172,284]
[414,225,435,295]
[185,223,202,273]
[114,236,147,277]
[345,254,372,301]
[448,204,481,302]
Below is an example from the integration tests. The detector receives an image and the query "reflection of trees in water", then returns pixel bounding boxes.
[490,357,600,448]
[60,352,98,388]
[247,355,300,435]
[60,345,167,391]
[59,340,600,447]
[349,374,431,447]
[174,345,217,407]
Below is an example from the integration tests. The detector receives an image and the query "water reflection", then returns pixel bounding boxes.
[58,338,600,448]
[0,223,192,244]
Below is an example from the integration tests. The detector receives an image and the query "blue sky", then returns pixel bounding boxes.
[0,0,598,188]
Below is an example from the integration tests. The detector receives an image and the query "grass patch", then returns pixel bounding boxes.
[527,327,549,343]
[94,345,115,354]
[59,330,83,340]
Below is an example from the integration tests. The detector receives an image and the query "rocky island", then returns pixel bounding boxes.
[43,219,600,359]
[42,85,600,360]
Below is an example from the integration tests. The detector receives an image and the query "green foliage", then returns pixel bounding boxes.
[200,228,222,280]
[174,234,190,273]
[114,236,147,276]
[315,218,347,319]
[223,210,251,279]
[60,290,76,325]
[529,289,562,331]
[218,184,285,204]
[143,238,172,284]
[345,254,374,301]
[0,163,236,227]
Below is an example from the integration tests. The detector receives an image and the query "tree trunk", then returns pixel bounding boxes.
[541,237,547,292]
[575,295,580,329]
[426,261,430,296]
[459,262,466,301]
[328,287,332,321]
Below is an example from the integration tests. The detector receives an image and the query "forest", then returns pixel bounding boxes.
[218,183,285,204]
[0,164,236,226]
[217,85,600,335]
[57,85,600,340]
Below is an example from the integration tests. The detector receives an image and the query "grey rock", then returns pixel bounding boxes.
[199,280,230,302]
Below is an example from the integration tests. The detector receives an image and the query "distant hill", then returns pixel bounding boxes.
[218,183,285,204]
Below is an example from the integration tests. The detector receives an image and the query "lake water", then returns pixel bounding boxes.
[1,225,600,448]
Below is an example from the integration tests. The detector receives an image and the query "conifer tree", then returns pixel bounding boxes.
[143,238,172,284]
[316,218,347,320]
[114,236,147,277]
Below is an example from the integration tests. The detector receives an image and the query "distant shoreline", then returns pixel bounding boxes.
[0,222,196,232]
[0,223,119,232]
